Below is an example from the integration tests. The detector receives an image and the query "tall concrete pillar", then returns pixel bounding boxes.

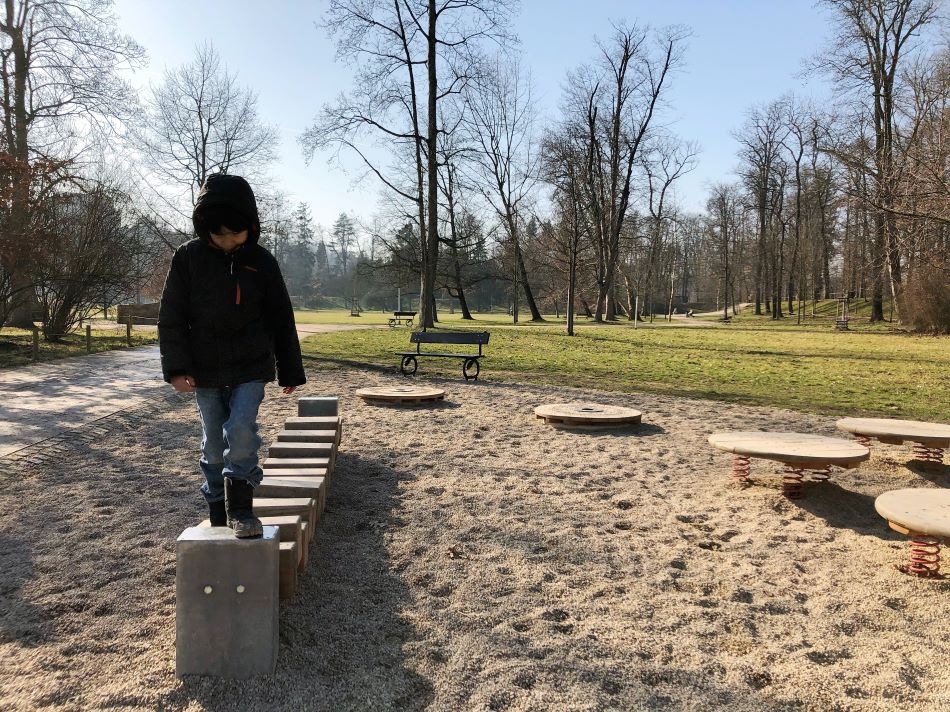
[176,525,279,678]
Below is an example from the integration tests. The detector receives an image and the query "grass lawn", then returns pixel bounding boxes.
[293,307,565,327]
[300,316,950,421]
[0,324,158,369]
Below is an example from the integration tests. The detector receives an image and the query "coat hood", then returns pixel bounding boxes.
[192,173,261,246]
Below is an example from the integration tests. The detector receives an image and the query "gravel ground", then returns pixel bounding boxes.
[1,365,949,712]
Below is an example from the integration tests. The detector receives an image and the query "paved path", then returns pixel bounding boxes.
[0,346,167,457]
[0,323,384,457]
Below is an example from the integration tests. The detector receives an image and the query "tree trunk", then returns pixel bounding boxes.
[419,0,439,330]
[452,249,473,320]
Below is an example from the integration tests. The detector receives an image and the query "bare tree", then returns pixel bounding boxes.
[563,22,688,322]
[306,0,513,329]
[542,129,590,335]
[637,137,697,320]
[0,0,144,326]
[736,100,788,316]
[463,54,543,321]
[32,184,142,339]
[138,43,278,219]
[813,0,939,321]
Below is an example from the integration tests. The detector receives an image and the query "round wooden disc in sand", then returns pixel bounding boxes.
[356,385,445,404]
[535,403,642,428]
[875,488,950,538]
[836,418,950,447]
[708,431,869,468]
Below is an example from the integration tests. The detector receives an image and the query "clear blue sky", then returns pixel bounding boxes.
[112,0,833,229]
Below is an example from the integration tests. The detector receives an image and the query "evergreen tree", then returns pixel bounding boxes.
[330,213,357,278]
[282,202,317,305]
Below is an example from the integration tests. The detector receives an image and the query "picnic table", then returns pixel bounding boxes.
[708,431,870,498]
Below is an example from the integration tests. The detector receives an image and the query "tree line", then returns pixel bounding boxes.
[309,0,950,333]
[1,0,948,341]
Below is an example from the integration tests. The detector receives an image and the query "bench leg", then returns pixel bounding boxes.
[463,357,480,381]
[400,355,418,376]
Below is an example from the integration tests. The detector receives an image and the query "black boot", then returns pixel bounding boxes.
[224,477,263,538]
[208,499,227,527]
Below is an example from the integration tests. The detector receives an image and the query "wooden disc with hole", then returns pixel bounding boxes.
[836,418,950,447]
[534,403,642,429]
[356,385,445,405]
[708,432,869,468]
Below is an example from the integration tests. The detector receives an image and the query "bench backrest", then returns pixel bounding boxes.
[410,330,490,345]
[394,311,417,317]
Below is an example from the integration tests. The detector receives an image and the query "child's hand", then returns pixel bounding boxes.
[172,375,196,393]
[282,386,296,395]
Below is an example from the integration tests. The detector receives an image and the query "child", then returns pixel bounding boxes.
[158,173,306,537]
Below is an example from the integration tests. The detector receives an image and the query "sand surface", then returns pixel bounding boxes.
[2,365,949,711]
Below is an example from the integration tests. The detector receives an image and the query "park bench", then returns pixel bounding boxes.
[397,330,490,381]
[388,310,417,327]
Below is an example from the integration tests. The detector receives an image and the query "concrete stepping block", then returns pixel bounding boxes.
[276,429,338,444]
[262,458,331,470]
[535,403,641,429]
[254,498,317,540]
[298,396,337,417]
[268,441,335,459]
[254,515,303,544]
[262,467,331,490]
[285,416,341,430]
[176,525,279,678]
[268,442,337,471]
[259,477,326,516]
[199,516,304,561]
[257,515,307,573]
[278,541,298,600]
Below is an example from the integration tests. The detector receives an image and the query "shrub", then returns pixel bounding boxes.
[901,260,950,333]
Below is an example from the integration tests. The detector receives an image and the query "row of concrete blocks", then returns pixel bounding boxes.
[176,396,340,678]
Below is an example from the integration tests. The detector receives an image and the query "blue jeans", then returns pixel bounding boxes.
[194,381,266,503]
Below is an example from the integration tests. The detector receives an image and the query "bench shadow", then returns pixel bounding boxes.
[793,481,901,540]
[166,451,434,711]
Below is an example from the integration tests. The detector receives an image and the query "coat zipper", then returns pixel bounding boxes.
[230,256,241,305]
